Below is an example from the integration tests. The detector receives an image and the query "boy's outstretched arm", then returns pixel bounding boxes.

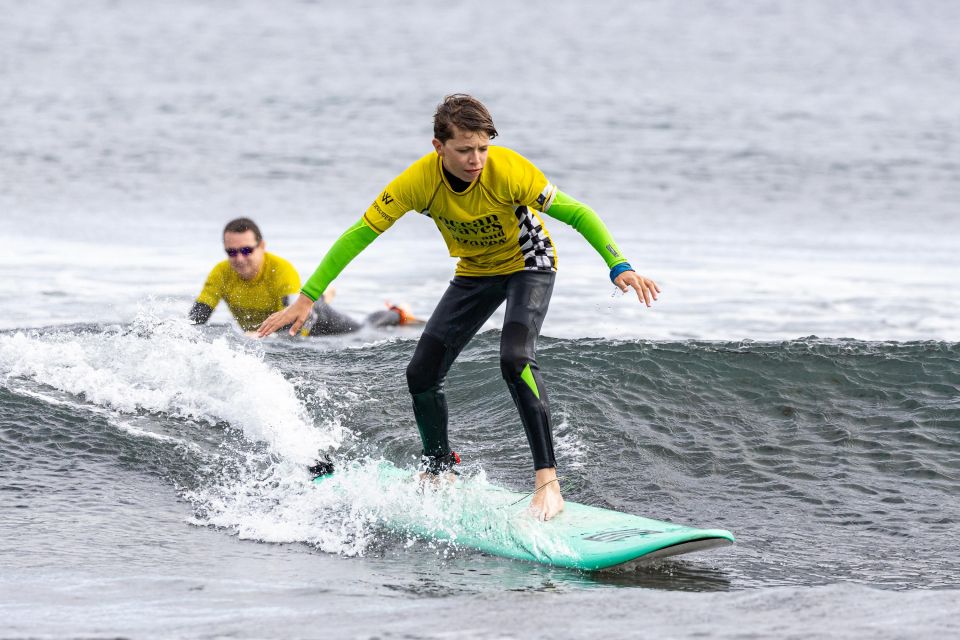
[543,190,660,305]
[257,218,380,337]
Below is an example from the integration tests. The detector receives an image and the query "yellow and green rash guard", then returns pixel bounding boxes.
[300,146,630,301]
[195,253,301,331]
[365,146,560,276]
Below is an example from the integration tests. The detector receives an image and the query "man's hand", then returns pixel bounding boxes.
[257,293,315,337]
[614,271,660,306]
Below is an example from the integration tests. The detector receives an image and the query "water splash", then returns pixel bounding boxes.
[0,310,340,463]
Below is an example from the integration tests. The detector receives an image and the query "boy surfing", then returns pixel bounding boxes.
[258,95,659,520]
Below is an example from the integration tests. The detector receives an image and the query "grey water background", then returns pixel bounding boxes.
[1,0,959,638]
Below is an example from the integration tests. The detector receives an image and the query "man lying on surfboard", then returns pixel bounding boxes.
[189,217,419,335]
[257,95,659,521]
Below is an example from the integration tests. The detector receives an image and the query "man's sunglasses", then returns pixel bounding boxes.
[225,244,259,257]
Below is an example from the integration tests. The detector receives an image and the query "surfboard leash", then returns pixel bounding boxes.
[505,478,562,508]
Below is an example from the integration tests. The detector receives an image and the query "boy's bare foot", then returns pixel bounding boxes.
[417,471,458,488]
[528,467,564,521]
[416,452,460,487]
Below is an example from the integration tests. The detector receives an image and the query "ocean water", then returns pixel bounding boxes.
[1,1,959,638]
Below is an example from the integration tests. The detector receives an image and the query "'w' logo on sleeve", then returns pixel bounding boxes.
[380,191,394,205]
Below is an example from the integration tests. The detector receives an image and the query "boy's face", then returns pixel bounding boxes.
[433,126,489,184]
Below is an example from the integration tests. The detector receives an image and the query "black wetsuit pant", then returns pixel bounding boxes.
[405,271,557,470]
[306,301,399,336]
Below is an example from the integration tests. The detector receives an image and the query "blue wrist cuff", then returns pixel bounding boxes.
[609,262,634,283]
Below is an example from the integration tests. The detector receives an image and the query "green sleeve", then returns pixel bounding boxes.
[300,218,380,301]
[543,191,629,269]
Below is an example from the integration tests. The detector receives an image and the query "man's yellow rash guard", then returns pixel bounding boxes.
[195,253,301,330]
[301,146,630,301]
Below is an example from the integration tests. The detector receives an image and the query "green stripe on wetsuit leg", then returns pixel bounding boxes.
[520,363,540,399]
[543,190,629,269]
[301,218,380,301]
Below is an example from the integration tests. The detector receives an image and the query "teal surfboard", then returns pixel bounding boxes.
[313,461,734,571]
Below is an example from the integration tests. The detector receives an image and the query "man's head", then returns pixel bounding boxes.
[432,94,498,184]
[222,217,266,281]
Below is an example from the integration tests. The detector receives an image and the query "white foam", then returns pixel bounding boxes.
[0,310,339,464]
[184,457,577,562]
[185,458,421,558]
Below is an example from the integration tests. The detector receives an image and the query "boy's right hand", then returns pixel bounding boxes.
[258,293,314,337]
